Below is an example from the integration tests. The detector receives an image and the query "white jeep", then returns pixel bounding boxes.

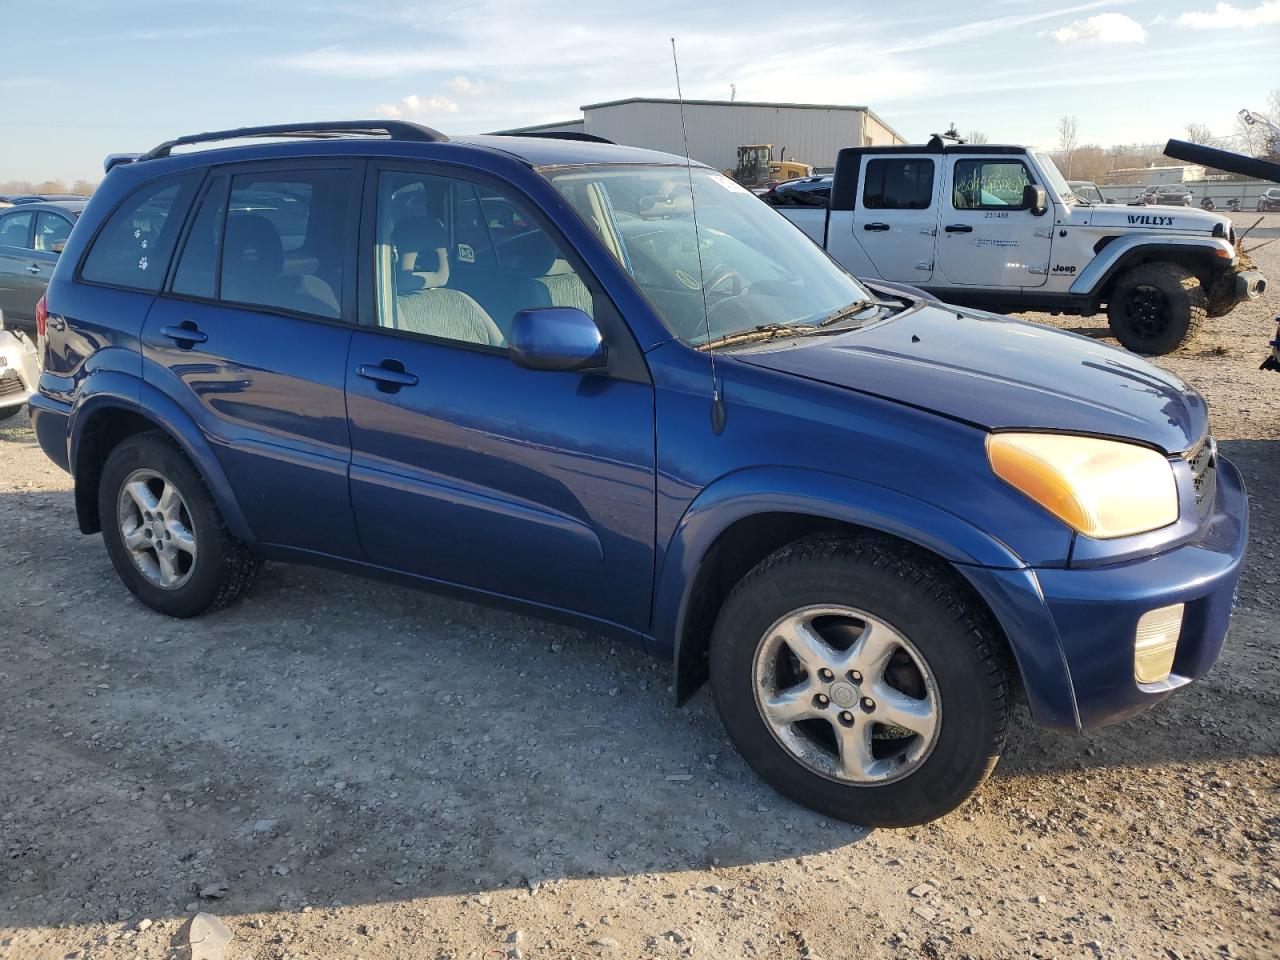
[777,141,1267,354]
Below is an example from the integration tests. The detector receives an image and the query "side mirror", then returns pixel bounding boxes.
[1024,184,1049,216]
[509,307,606,372]
[52,240,66,254]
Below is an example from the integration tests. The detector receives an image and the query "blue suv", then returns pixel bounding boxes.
[30,121,1248,826]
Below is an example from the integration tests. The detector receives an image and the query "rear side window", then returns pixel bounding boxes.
[863,159,934,210]
[80,177,193,291]
[216,170,352,319]
[35,212,73,253]
[172,176,230,299]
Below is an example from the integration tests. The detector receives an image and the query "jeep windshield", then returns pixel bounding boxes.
[1033,151,1075,203]
[544,165,882,347]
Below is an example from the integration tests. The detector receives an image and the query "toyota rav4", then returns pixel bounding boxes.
[29,122,1249,826]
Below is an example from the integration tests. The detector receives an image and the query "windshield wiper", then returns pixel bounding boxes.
[818,298,892,327]
[698,323,820,350]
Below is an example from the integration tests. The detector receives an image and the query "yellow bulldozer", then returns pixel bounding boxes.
[727,144,812,190]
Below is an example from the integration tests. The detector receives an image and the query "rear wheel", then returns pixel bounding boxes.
[98,432,260,617]
[709,536,1010,827]
[1106,262,1206,355]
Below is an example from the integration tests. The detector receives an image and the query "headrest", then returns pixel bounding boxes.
[392,216,447,253]
[224,214,283,277]
[500,229,559,276]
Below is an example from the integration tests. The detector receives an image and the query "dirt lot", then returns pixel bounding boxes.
[2,214,1278,960]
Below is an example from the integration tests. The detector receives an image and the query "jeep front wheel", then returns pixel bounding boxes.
[708,536,1010,827]
[1106,262,1206,355]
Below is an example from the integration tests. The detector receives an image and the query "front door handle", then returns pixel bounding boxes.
[160,323,208,345]
[26,263,40,275]
[863,222,891,232]
[358,361,419,391]
[944,224,974,233]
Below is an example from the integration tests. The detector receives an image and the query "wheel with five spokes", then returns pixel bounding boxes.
[710,536,1010,827]
[98,432,260,617]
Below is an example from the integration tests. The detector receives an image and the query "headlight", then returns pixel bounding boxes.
[987,433,1178,539]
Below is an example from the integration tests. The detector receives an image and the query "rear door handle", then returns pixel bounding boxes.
[863,222,890,232]
[160,323,208,345]
[944,224,973,233]
[358,362,419,390]
[27,263,40,275]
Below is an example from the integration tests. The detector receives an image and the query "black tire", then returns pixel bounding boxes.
[98,431,260,617]
[0,404,21,421]
[1106,262,1206,355]
[709,536,1009,827]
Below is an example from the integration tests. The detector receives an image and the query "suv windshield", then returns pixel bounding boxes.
[1033,152,1073,203]
[544,165,875,346]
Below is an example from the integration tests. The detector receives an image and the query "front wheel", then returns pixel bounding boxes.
[1106,261,1206,355]
[709,537,1010,827]
[0,404,21,421]
[98,432,260,617]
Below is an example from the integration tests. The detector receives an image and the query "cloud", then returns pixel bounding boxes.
[1051,12,1146,42]
[447,75,487,96]
[1175,0,1280,28]
[374,93,459,119]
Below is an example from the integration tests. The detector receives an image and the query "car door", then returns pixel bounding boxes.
[936,155,1053,288]
[850,155,938,283]
[345,163,656,630]
[0,209,37,328]
[30,209,73,302]
[142,161,363,558]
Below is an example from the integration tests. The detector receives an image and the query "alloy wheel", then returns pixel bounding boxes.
[752,605,941,785]
[117,469,198,590]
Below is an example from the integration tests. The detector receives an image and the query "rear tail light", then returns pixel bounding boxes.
[35,294,48,339]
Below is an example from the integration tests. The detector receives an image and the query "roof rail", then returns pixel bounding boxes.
[502,131,615,144]
[143,120,447,160]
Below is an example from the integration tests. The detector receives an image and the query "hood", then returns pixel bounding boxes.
[1075,203,1228,235]
[734,303,1207,454]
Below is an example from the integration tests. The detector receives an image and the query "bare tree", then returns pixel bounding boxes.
[966,130,990,145]
[1057,115,1080,177]
[1185,123,1214,145]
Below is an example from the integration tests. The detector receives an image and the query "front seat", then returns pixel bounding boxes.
[501,231,593,315]
[389,216,503,347]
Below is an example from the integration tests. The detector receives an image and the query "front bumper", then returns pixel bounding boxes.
[964,454,1248,730]
[0,330,39,411]
[1234,268,1267,304]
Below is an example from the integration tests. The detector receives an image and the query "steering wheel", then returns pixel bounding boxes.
[704,263,744,299]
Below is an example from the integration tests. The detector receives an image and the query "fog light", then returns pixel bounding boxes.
[1134,603,1184,684]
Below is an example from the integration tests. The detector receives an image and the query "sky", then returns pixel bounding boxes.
[2,0,1278,183]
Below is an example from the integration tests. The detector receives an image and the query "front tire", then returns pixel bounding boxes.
[709,536,1010,827]
[0,404,21,421]
[98,432,260,617]
[1106,261,1206,355]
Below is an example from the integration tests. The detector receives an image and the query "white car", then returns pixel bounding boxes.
[0,310,39,421]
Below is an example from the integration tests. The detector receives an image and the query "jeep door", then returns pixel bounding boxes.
[936,155,1052,288]
[344,164,656,631]
[141,161,363,558]
[849,155,938,283]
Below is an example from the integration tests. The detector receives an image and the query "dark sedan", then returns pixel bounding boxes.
[0,199,86,334]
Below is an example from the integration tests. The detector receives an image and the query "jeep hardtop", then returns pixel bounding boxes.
[777,141,1267,354]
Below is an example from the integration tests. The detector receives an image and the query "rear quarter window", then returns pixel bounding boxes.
[80,174,196,292]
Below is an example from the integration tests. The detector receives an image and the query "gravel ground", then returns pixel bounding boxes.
[2,215,1278,960]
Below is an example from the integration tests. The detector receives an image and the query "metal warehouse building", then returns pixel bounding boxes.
[493,98,906,173]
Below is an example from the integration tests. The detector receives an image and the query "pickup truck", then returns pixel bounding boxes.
[777,141,1267,354]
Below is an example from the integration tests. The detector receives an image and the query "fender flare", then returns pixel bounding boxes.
[653,466,1025,678]
[68,379,255,543]
[1070,235,1234,298]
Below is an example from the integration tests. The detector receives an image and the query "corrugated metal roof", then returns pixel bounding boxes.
[581,97,870,112]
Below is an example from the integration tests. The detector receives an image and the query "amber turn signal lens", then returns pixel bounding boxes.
[987,433,1179,539]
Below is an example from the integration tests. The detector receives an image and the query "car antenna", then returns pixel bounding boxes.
[671,36,726,435]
